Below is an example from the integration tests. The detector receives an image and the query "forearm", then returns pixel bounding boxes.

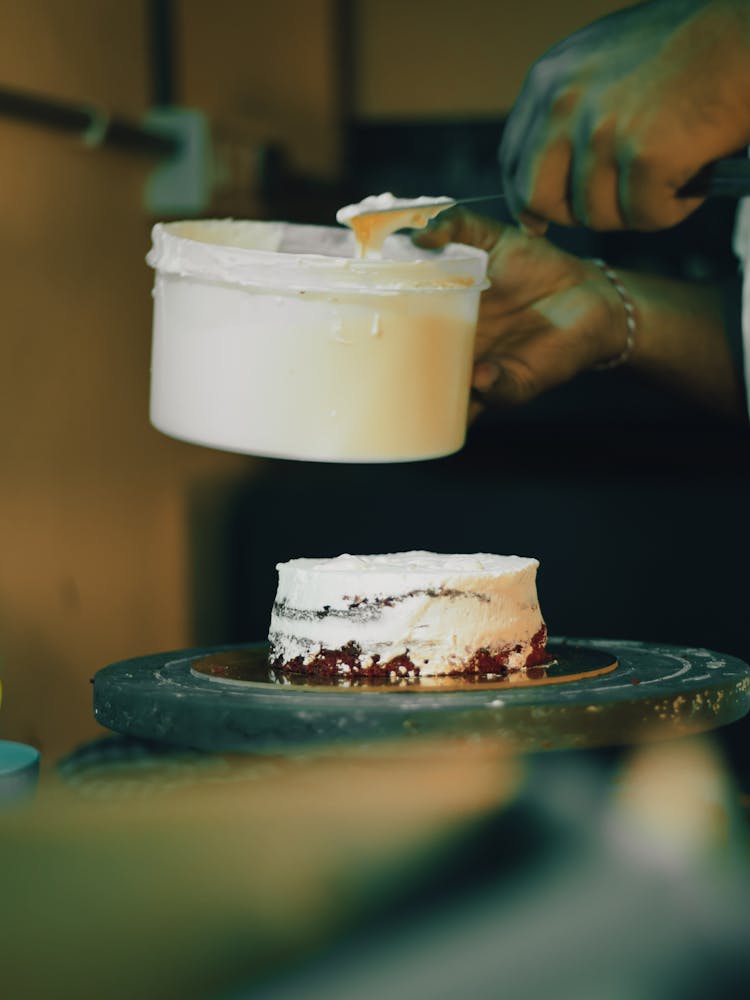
[615,271,745,420]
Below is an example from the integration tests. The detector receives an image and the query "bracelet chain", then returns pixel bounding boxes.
[590,258,637,371]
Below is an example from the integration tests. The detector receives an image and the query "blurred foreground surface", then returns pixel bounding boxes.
[1,733,749,1000]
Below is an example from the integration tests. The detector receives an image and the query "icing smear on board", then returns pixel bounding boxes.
[336,193,455,258]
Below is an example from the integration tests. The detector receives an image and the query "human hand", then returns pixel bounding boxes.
[415,209,631,409]
[499,0,750,231]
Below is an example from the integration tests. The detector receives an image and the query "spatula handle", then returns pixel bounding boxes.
[680,157,750,199]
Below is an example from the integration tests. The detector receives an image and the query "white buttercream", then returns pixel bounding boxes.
[336,193,454,225]
[336,193,455,258]
[269,551,545,675]
[147,220,486,292]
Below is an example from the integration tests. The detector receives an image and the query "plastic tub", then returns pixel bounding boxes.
[146,220,488,462]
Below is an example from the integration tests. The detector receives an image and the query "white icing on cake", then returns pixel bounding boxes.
[269,551,546,676]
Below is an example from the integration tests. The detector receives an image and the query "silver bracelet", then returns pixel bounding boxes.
[590,258,637,370]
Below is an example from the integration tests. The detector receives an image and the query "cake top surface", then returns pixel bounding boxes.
[276,551,538,576]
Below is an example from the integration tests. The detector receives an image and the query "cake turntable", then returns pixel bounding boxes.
[93,638,750,754]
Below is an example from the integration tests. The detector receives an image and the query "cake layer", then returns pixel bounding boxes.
[268,551,547,677]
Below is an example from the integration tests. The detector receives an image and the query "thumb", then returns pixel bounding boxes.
[472,359,539,407]
[413,207,505,251]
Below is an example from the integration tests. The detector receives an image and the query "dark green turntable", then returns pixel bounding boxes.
[92,638,750,753]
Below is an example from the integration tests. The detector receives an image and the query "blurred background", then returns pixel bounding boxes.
[1,0,749,770]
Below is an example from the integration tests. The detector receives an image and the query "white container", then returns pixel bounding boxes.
[146,220,488,462]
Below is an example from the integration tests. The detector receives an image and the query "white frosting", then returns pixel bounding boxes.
[336,193,454,226]
[269,551,545,675]
[336,193,456,258]
[147,220,485,291]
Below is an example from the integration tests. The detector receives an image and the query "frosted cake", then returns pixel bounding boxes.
[268,551,548,678]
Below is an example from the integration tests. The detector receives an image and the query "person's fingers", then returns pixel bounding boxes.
[412,215,455,249]
[467,395,485,425]
[568,114,625,230]
[498,52,573,220]
[507,127,577,227]
[572,158,624,230]
[501,68,585,227]
[517,211,550,238]
[498,77,542,221]
[413,208,505,251]
[471,357,540,407]
[619,147,704,230]
[471,360,500,393]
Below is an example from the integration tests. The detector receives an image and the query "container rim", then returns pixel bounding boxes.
[146,219,489,294]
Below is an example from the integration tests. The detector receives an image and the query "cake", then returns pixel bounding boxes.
[268,551,548,678]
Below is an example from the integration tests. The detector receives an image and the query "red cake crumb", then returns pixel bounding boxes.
[273,626,550,678]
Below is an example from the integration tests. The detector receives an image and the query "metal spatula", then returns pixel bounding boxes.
[356,157,750,231]
[358,194,506,216]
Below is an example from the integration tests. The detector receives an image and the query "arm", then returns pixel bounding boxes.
[499,0,750,231]
[605,270,744,420]
[416,210,745,420]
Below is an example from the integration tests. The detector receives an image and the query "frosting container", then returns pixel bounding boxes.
[146,220,488,462]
